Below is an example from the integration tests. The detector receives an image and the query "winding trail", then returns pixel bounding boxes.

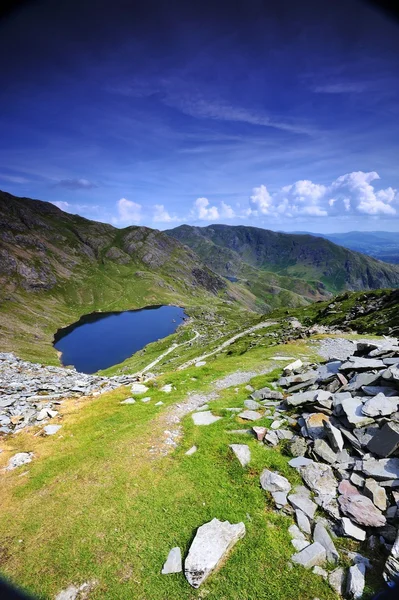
[177,320,277,371]
[134,330,200,376]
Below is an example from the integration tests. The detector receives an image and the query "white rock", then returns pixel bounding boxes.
[341,517,366,541]
[155,401,164,406]
[160,384,172,393]
[184,518,245,588]
[120,397,135,404]
[312,566,328,579]
[288,493,317,520]
[323,420,344,452]
[291,542,326,569]
[5,452,33,471]
[185,445,197,456]
[141,397,151,403]
[55,581,96,600]
[292,539,310,551]
[289,457,313,468]
[329,567,346,596]
[341,397,374,428]
[43,424,62,436]
[295,510,311,535]
[238,410,262,421]
[195,361,206,367]
[284,359,303,373]
[229,444,251,467]
[346,563,366,599]
[260,469,291,493]
[192,411,222,426]
[36,408,49,421]
[131,383,149,394]
[161,547,182,574]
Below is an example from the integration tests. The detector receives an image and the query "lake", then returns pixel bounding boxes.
[54,305,187,373]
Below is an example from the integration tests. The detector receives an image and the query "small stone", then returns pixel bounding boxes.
[192,411,222,426]
[36,408,49,421]
[121,397,135,404]
[264,432,279,446]
[229,444,251,467]
[361,458,399,481]
[160,384,172,393]
[367,422,399,458]
[184,518,245,588]
[300,462,338,497]
[286,391,317,407]
[291,542,326,569]
[270,419,285,430]
[244,399,261,410]
[346,563,366,599]
[260,469,291,493]
[313,522,339,564]
[195,361,206,367]
[340,357,385,371]
[161,547,182,574]
[312,566,328,579]
[289,457,313,468]
[155,401,164,406]
[313,439,338,464]
[5,452,33,471]
[305,413,329,439]
[284,359,303,373]
[252,426,267,441]
[363,478,387,511]
[362,393,399,418]
[341,517,366,541]
[289,436,308,457]
[141,397,151,403]
[185,446,197,456]
[338,492,386,527]
[341,397,375,428]
[323,420,344,452]
[329,567,346,595]
[292,539,310,552]
[131,383,149,394]
[350,473,365,488]
[43,424,62,435]
[288,493,317,520]
[295,509,311,535]
[238,410,262,421]
[271,491,288,508]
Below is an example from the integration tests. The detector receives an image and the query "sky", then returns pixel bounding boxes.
[1,0,399,233]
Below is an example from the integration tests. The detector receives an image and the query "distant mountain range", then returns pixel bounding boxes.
[293,231,399,264]
[166,224,399,303]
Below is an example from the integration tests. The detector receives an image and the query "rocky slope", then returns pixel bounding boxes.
[0,191,242,363]
[166,224,399,295]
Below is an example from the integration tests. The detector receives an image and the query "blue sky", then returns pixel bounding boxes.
[1,0,399,232]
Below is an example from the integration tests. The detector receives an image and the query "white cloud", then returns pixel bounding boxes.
[115,197,142,224]
[192,197,219,220]
[247,171,398,219]
[152,204,181,223]
[52,200,71,211]
[220,201,235,218]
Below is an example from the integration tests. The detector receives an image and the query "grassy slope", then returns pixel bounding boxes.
[0,339,349,600]
[166,224,399,295]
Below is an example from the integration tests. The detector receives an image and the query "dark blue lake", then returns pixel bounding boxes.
[54,305,187,373]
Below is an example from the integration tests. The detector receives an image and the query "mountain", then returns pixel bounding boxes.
[303,231,399,264]
[0,191,245,362]
[166,223,399,298]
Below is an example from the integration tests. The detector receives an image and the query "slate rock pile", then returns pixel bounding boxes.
[0,352,144,435]
[249,339,399,597]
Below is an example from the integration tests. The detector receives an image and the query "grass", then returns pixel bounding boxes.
[0,340,343,600]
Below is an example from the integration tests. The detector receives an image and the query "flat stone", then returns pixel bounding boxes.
[260,469,291,493]
[305,413,328,439]
[264,431,279,446]
[350,473,365,488]
[323,420,344,452]
[338,480,358,496]
[313,522,339,564]
[362,393,399,418]
[229,444,251,467]
[244,399,261,410]
[270,419,285,430]
[161,547,182,574]
[36,408,49,421]
[289,436,308,457]
[353,425,380,448]
[184,518,245,588]
[341,517,366,541]
[312,565,328,579]
[341,397,375,428]
[286,391,316,407]
[291,542,326,569]
[160,384,172,393]
[361,458,399,480]
[363,478,387,511]
[340,357,385,371]
[362,385,398,397]
[338,492,386,527]
[313,439,338,464]
[283,359,303,372]
[5,452,33,471]
[296,509,311,535]
[367,422,399,458]
[382,365,399,382]
[195,361,206,367]
[346,563,366,600]
[315,390,333,409]
[271,491,288,508]
[345,371,381,391]
[185,446,197,456]
[196,404,210,411]
[251,388,283,401]
[131,383,149,394]
[141,397,151,403]
[43,424,62,435]
[289,457,313,468]
[300,462,338,497]
[155,401,164,406]
[288,493,317,520]
[192,411,222,426]
[252,426,267,441]
[291,539,310,552]
[329,567,346,596]
[238,410,262,421]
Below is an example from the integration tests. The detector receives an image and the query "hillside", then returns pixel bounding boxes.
[0,191,251,363]
[311,231,399,264]
[166,224,399,295]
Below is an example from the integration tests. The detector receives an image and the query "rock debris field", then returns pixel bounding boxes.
[160,338,399,597]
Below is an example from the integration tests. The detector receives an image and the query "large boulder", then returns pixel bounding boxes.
[184,518,245,588]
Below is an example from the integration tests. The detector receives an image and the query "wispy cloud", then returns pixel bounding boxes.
[54,178,98,190]
[112,197,142,225]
